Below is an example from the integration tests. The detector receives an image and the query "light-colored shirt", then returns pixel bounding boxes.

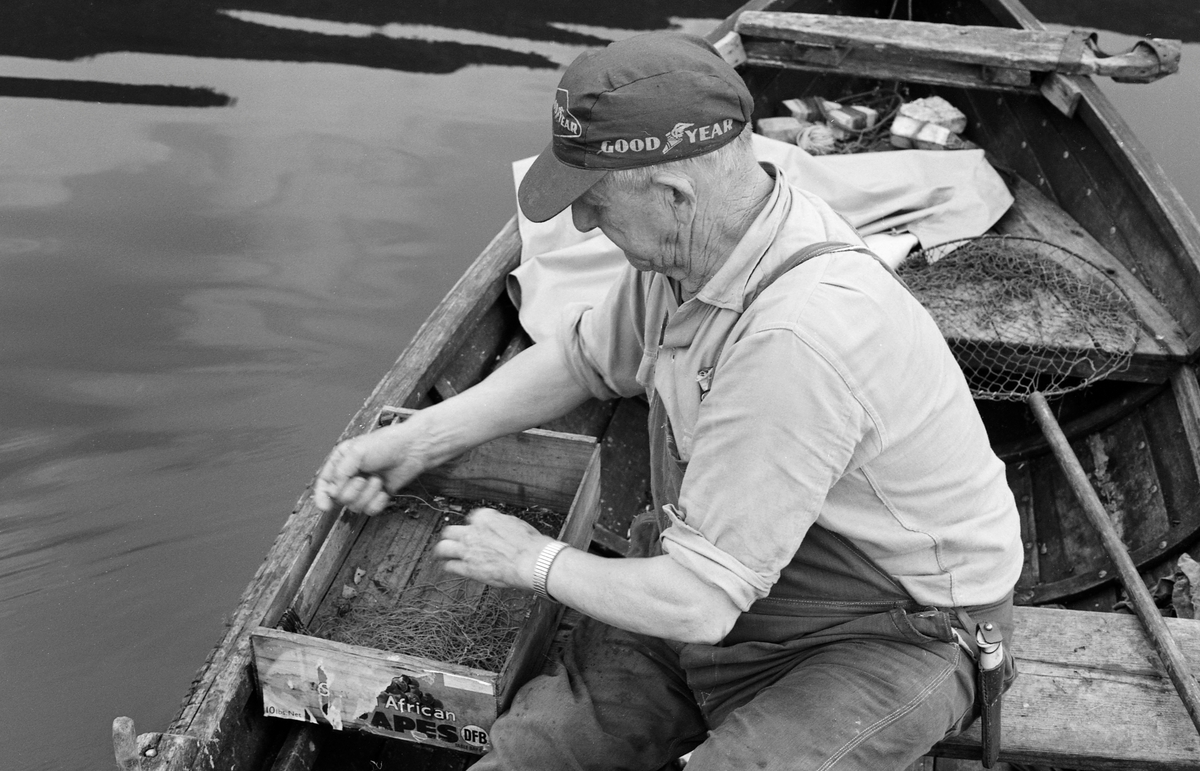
[558,165,1024,612]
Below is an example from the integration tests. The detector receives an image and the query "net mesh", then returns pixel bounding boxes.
[326,579,528,672]
[897,236,1139,401]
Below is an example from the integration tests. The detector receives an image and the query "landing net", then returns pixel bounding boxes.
[897,236,1139,401]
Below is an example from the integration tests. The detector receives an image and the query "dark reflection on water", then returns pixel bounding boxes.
[0,3,1196,771]
[0,76,234,106]
[0,0,555,72]
[1024,0,1200,43]
[0,0,742,75]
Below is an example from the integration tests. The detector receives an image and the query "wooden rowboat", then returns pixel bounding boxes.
[114,1,1200,769]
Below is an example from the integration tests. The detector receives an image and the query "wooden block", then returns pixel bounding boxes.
[898,96,967,133]
[756,115,804,143]
[981,66,1031,87]
[827,104,877,139]
[113,717,144,771]
[713,30,747,68]
[890,114,977,150]
[1040,72,1084,118]
[782,96,832,122]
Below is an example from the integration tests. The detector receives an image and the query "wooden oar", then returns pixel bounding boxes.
[1029,392,1200,736]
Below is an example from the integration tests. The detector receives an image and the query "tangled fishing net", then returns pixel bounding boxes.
[318,495,565,671]
[898,236,1139,401]
[327,579,530,672]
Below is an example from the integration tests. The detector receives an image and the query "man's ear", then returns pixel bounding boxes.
[650,170,696,224]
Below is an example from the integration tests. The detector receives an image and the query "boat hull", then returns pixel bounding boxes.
[117,1,1200,769]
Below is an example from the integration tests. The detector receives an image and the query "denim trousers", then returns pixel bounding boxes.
[471,607,976,771]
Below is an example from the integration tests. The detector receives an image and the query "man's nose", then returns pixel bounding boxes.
[572,201,598,233]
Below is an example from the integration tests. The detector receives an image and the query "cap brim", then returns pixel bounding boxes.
[518,143,609,223]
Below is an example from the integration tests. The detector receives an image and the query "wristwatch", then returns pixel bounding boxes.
[532,540,570,601]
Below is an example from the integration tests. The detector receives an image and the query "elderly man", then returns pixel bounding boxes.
[316,31,1022,770]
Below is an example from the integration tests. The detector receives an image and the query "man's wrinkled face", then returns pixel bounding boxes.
[571,179,683,277]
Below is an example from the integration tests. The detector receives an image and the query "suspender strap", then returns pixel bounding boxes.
[744,240,872,308]
[698,241,887,400]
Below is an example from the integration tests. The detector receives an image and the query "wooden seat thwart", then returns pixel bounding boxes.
[731,11,1180,116]
[927,605,1200,770]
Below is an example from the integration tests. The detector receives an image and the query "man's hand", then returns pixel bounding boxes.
[312,342,591,517]
[313,424,429,515]
[433,508,552,591]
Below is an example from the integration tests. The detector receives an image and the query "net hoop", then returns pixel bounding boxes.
[898,236,1139,401]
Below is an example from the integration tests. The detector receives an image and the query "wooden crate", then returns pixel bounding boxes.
[250,408,601,755]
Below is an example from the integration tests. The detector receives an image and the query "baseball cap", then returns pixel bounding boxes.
[518,31,754,223]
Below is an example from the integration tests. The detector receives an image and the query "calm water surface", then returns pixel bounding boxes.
[0,3,1196,769]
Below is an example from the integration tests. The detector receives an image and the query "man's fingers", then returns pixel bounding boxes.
[433,525,468,561]
[466,507,502,524]
[340,473,385,512]
[313,478,333,512]
[313,425,431,514]
[314,443,362,512]
[362,486,392,517]
[324,443,361,489]
[333,473,365,504]
[440,559,467,578]
[432,538,462,562]
[313,459,393,515]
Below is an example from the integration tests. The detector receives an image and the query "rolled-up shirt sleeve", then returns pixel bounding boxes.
[658,503,774,608]
[556,265,650,400]
[661,324,878,611]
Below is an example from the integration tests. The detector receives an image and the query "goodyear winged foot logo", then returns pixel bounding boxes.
[553,88,582,138]
[662,122,694,154]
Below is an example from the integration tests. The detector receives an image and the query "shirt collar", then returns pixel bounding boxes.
[691,162,790,313]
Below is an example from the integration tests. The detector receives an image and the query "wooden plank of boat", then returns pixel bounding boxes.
[1003,367,1200,606]
[735,11,1180,93]
[937,605,1200,769]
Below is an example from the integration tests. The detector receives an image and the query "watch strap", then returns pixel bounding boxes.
[532,540,569,601]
